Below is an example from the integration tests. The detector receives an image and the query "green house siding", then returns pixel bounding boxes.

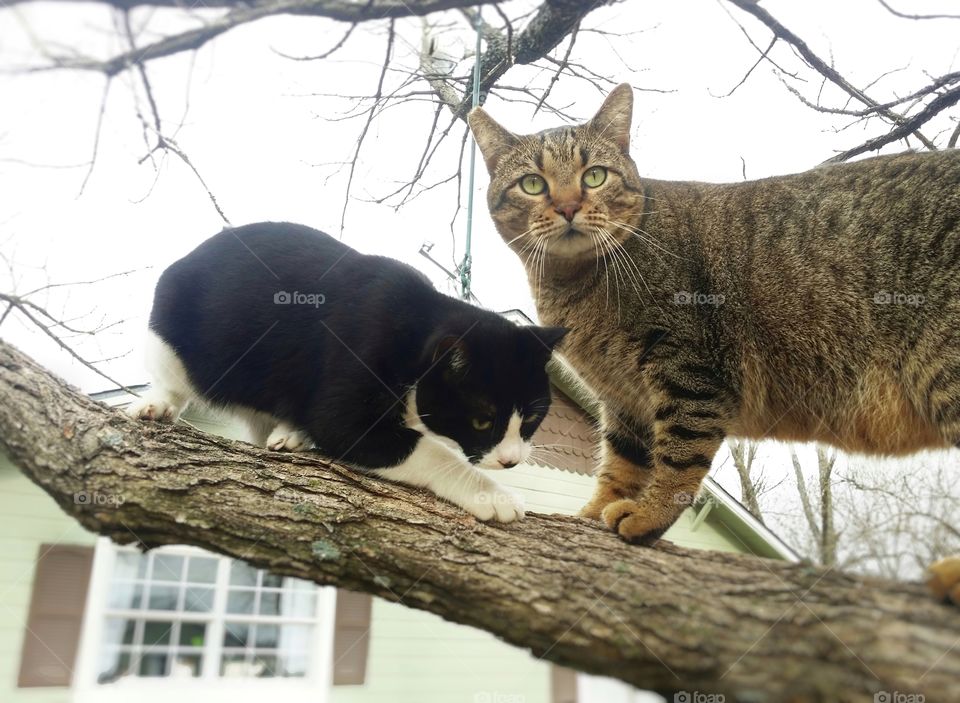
[0,455,96,703]
[331,600,552,703]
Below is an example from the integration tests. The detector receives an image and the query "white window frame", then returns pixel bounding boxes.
[73,538,336,703]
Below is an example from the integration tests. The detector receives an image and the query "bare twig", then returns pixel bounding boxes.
[875,0,960,21]
[339,19,396,235]
[725,0,937,151]
[0,292,140,395]
[78,78,112,196]
[825,83,960,162]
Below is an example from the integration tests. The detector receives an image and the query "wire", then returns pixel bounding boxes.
[459,6,483,301]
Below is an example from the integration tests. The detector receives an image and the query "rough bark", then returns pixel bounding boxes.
[1,339,958,702]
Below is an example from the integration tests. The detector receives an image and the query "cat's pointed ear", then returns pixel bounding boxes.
[529,326,569,353]
[590,83,633,153]
[468,107,519,174]
[433,335,470,377]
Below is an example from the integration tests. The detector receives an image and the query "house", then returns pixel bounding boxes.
[0,333,797,703]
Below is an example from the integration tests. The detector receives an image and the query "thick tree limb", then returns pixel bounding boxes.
[1,340,958,701]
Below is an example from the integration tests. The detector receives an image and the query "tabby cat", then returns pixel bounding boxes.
[469,85,960,602]
[129,222,566,522]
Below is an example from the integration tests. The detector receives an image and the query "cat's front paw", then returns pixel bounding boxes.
[127,396,182,423]
[601,498,674,545]
[927,556,960,605]
[266,426,312,452]
[461,485,525,523]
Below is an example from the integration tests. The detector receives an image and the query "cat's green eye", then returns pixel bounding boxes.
[472,417,493,431]
[519,174,547,196]
[522,414,541,424]
[582,166,607,188]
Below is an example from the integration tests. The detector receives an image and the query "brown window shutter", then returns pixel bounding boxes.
[332,589,372,685]
[551,665,578,703]
[18,544,95,687]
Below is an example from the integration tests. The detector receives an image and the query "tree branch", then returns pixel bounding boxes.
[1,339,959,701]
[22,0,509,74]
[725,0,938,152]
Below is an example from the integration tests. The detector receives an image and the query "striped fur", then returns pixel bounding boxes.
[469,84,960,546]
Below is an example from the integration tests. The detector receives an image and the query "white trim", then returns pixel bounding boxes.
[72,539,335,703]
[700,477,801,562]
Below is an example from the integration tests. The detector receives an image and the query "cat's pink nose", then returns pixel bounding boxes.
[554,202,581,221]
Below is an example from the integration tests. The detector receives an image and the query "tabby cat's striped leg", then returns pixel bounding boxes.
[600,374,731,543]
[579,407,653,520]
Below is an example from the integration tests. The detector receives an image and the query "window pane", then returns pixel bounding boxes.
[114,551,147,580]
[252,652,277,678]
[227,590,255,615]
[139,651,170,677]
[107,582,143,610]
[262,573,283,588]
[98,648,132,684]
[259,592,280,616]
[121,619,137,645]
[229,562,257,587]
[183,586,214,612]
[280,588,315,618]
[147,584,179,611]
[288,578,313,591]
[152,555,185,582]
[277,652,308,678]
[143,621,173,646]
[103,618,137,647]
[179,622,206,647]
[277,625,311,656]
[255,624,278,648]
[220,652,249,678]
[224,621,250,648]
[186,557,218,584]
[171,653,202,678]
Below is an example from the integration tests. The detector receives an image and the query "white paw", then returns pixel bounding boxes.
[266,426,312,452]
[127,397,182,423]
[460,485,525,523]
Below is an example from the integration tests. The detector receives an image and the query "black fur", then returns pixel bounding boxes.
[149,222,567,468]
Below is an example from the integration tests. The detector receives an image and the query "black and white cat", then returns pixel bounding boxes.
[129,222,567,522]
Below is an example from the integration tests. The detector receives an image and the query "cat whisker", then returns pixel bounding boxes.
[598,225,665,316]
[590,228,611,310]
[610,219,690,261]
[505,226,536,248]
[596,226,638,315]
[599,228,626,318]
[530,442,584,451]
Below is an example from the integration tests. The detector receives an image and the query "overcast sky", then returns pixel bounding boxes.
[1,0,958,558]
